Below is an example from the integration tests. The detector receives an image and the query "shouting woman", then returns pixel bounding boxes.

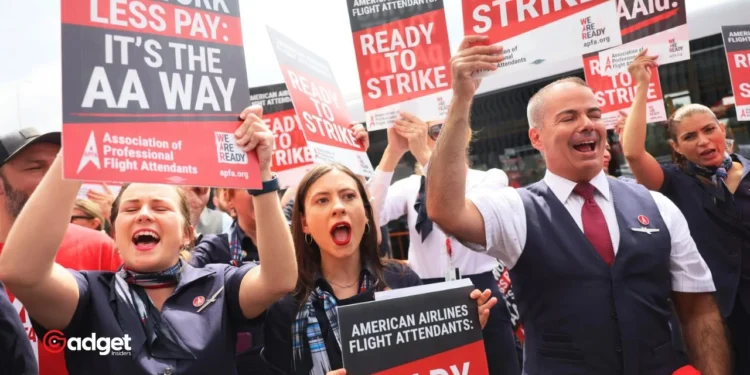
[622,50,750,373]
[0,106,298,374]
[262,163,497,375]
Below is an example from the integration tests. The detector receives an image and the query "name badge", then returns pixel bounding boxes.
[445,267,460,282]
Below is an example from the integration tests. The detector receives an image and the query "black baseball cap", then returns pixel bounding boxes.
[0,127,61,167]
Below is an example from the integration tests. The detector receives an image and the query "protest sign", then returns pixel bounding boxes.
[338,279,488,375]
[61,0,260,189]
[462,0,622,78]
[597,0,689,76]
[347,0,452,131]
[583,53,666,128]
[582,0,681,126]
[267,26,374,177]
[249,83,314,188]
[722,25,750,121]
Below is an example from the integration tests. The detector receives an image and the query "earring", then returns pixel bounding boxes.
[365,222,370,234]
[305,234,313,245]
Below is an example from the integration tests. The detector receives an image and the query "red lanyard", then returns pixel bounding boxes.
[446,238,453,259]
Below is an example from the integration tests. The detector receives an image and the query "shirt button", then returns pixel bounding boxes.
[730,251,739,257]
[616,347,622,353]
[163,367,173,375]
[611,312,618,319]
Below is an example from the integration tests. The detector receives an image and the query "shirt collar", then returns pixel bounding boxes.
[543,169,611,203]
[732,153,750,181]
[231,220,258,253]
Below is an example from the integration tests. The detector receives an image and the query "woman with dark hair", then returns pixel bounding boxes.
[262,163,497,375]
[622,50,750,373]
[0,106,298,374]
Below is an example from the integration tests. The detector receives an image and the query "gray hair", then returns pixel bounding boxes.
[527,77,590,129]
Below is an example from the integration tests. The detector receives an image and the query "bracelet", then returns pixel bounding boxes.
[248,174,280,196]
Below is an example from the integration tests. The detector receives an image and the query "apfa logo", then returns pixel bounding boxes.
[76,131,101,174]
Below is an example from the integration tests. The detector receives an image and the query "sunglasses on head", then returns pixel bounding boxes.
[428,123,443,141]
[71,215,93,222]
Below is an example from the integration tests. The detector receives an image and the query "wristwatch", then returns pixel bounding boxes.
[248,174,280,196]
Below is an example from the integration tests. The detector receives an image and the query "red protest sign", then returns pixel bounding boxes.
[583,54,666,128]
[722,25,750,121]
[250,83,314,188]
[461,0,622,78]
[268,26,374,177]
[61,0,260,188]
[348,1,452,130]
[596,0,689,77]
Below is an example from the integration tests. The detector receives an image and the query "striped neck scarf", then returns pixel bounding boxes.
[687,152,734,183]
[118,260,183,288]
[292,273,373,375]
[114,260,195,359]
[229,221,244,266]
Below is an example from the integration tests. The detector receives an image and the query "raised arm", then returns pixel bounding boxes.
[235,106,297,319]
[368,128,410,226]
[426,35,502,246]
[621,50,665,190]
[0,155,82,330]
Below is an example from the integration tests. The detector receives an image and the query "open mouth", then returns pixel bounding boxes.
[699,149,717,158]
[329,222,352,246]
[132,229,161,251]
[573,140,597,153]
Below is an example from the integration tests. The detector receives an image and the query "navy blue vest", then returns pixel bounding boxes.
[513,178,686,375]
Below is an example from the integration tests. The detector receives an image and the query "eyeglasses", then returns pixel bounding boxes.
[428,123,443,141]
[70,215,93,222]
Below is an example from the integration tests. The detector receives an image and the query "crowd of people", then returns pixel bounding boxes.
[0,38,746,375]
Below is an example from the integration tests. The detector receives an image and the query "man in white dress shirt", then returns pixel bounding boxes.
[425,35,729,375]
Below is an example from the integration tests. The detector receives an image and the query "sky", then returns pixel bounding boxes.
[0,0,745,134]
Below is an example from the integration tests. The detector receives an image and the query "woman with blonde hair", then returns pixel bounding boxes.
[71,199,106,232]
[622,51,750,373]
[0,106,298,374]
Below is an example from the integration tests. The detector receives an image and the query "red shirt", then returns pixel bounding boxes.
[0,224,122,375]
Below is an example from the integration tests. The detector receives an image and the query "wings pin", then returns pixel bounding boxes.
[197,286,225,313]
[630,227,660,235]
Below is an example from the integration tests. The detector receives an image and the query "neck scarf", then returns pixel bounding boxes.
[229,220,244,266]
[687,152,733,183]
[113,260,195,359]
[292,273,373,375]
[413,176,433,242]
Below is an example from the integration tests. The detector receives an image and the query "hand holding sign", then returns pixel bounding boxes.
[236,106,274,177]
[351,123,370,151]
[627,49,659,87]
[451,36,504,100]
[470,289,497,330]
[394,112,431,167]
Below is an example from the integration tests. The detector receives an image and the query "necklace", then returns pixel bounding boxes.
[327,278,357,289]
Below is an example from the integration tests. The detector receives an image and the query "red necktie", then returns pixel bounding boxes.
[573,183,615,266]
